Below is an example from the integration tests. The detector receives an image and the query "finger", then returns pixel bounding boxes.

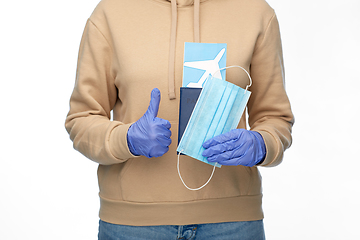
[202,139,243,158]
[217,155,254,167]
[206,143,253,166]
[202,129,244,149]
[157,134,172,147]
[154,124,172,139]
[206,150,241,163]
[146,88,161,118]
[149,145,169,158]
[155,118,171,129]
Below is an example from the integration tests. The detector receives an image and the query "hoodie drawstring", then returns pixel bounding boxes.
[168,0,200,100]
[168,0,177,100]
[194,0,200,43]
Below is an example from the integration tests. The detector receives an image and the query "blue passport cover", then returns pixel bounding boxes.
[178,87,202,145]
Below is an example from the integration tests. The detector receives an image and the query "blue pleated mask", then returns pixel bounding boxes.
[177,66,252,168]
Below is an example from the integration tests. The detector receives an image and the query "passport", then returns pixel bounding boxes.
[178,87,202,145]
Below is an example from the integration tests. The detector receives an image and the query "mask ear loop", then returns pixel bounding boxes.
[212,65,252,93]
[177,150,217,191]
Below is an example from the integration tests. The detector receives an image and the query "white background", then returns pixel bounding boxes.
[1,0,359,239]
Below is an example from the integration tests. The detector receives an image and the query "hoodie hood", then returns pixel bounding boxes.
[167,0,194,6]
[165,0,206,7]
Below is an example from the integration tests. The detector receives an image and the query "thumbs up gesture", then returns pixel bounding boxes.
[127,88,172,158]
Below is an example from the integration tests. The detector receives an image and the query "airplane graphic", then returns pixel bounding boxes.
[184,48,226,88]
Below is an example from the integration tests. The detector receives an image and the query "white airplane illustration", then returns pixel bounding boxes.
[184,48,226,88]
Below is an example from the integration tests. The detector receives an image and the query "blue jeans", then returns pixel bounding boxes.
[98,219,265,240]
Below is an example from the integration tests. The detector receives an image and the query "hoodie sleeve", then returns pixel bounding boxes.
[248,13,294,167]
[65,19,134,165]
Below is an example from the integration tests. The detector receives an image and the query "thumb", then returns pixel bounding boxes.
[146,88,161,118]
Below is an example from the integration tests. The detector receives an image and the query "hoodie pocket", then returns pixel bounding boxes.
[194,165,259,199]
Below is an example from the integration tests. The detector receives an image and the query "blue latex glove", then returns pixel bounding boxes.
[127,88,172,158]
[202,129,266,167]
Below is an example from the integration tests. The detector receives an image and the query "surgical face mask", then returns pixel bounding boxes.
[177,66,252,190]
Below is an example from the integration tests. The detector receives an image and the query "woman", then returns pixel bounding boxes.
[65,0,294,239]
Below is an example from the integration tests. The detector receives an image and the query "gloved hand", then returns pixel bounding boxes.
[127,88,172,158]
[202,129,266,167]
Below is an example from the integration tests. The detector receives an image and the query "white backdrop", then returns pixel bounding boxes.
[1,0,359,239]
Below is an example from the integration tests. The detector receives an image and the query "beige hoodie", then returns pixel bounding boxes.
[65,0,294,226]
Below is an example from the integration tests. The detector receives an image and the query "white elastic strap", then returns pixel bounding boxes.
[177,151,216,191]
[213,65,253,92]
